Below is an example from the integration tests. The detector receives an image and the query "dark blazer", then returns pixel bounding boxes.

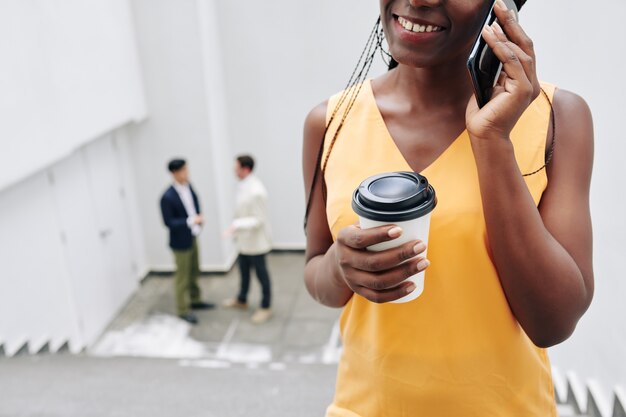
[160,184,201,250]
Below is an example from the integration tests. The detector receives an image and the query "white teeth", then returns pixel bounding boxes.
[398,16,442,33]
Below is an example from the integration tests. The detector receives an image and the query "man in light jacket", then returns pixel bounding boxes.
[224,155,273,324]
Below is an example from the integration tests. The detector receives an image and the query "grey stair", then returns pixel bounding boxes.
[0,339,73,357]
[557,373,626,417]
[558,403,584,416]
[613,389,626,417]
[587,381,609,417]
[588,394,605,417]
[13,342,29,356]
[56,341,71,354]
[567,372,588,415]
[36,342,50,355]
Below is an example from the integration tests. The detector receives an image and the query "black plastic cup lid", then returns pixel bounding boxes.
[352,172,437,222]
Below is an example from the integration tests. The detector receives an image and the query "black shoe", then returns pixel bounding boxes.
[190,301,216,310]
[178,313,198,324]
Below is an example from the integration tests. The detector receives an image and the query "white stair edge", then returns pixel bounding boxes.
[553,366,569,403]
[4,337,27,357]
[567,371,588,413]
[587,379,612,417]
[28,335,49,355]
[68,338,85,354]
[557,403,578,417]
[49,337,68,354]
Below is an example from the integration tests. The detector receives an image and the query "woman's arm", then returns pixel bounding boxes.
[466,4,594,348]
[302,101,354,307]
[302,102,427,307]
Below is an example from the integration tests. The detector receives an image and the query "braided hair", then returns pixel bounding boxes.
[304,17,388,230]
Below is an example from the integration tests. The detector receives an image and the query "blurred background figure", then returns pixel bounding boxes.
[223,155,273,324]
[160,159,214,324]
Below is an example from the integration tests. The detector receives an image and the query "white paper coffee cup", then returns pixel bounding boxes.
[352,172,437,303]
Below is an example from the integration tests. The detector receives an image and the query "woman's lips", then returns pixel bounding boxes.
[392,15,446,43]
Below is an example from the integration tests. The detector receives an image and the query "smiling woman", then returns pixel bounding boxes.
[302,0,594,416]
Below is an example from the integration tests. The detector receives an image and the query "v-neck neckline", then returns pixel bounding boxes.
[366,79,468,175]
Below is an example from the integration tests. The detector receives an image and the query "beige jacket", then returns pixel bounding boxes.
[232,174,272,255]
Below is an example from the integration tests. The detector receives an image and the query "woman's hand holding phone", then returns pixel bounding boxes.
[465,0,541,143]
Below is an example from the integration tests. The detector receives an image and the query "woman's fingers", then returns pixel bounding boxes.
[492,22,540,97]
[346,240,426,272]
[491,23,532,76]
[347,258,430,303]
[347,257,428,290]
[494,1,536,60]
[356,281,417,304]
[335,224,431,303]
[493,0,540,97]
[482,25,534,103]
[482,26,527,85]
[337,224,402,250]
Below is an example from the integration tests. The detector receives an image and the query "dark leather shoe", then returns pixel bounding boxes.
[190,301,216,310]
[178,313,198,324]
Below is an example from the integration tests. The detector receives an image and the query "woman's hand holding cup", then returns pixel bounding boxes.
[334,224,429,304]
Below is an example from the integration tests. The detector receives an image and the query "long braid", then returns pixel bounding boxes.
[522,88,556,177]
[304,17,389,230]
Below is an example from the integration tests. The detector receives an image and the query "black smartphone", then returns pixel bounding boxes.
[467,0,519,108]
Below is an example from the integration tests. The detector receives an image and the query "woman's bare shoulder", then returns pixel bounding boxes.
[552,88,593,155]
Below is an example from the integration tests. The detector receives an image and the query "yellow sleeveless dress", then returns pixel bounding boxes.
[322,79,557,417]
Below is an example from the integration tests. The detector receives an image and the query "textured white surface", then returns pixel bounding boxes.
[92,315,207,358]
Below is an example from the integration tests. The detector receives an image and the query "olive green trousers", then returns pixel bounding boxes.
[172,238,201,315]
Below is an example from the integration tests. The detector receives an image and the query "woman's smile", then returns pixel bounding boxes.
[380,0,490,67]
[396,16,445,34]
[392,14,447,46]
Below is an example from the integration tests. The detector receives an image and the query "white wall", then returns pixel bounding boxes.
[0,127,147,353]
[214,0,386,249]
[0,0,146,191]
[127,0,236,271]
[0,171,80,354]
[0,0,148,353]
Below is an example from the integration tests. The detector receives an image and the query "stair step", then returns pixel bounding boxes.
[13,342,29,356]
[35,342,50,355]
[0,338,74,356]
[553,366,569,404]
[587,380,611,417]
[56,341,71,354]
[614,387,626,417]
[568,371,589,415]
[558,403,583,416]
